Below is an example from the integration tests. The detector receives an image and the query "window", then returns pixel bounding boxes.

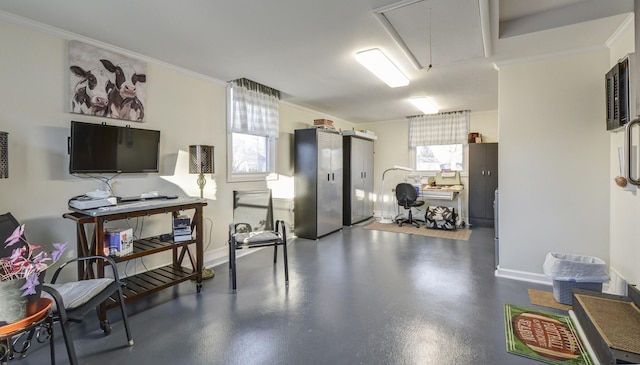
[230,132,271,174]
[408,111,469,172]
[227,79,280,182]
[415,144,463,171]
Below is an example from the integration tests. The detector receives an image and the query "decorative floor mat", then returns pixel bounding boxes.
[504,304,593,365]
[528,289,572,311]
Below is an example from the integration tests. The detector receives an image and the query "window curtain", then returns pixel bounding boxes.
[408,110,469,146]
[228,78,280,138]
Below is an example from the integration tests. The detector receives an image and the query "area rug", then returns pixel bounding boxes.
[504,304,593,365]
[363,221,471,241]
[528,289,572,311]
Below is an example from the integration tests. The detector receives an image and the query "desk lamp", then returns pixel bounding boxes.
[189,144,215,280]
[379,165,413,223]
[189,145,214,198]
[0,132,7,178]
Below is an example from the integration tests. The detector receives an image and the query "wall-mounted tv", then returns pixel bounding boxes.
[69,121,160,174]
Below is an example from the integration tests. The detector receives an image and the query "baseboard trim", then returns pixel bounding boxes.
[203,246,258,269]
[495,266,630,296]
[606,267,628,295]
[202,237,299,270]
[494,266,552,286]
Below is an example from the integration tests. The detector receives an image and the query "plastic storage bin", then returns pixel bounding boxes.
[542,252,609,305]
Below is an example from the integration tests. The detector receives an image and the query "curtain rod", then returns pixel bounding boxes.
[406,109,470,119]
[230,78,281,98]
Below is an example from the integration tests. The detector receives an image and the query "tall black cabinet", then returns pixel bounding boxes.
[294,128,343,239]
[469,143,498,227]
[343,135,374,225]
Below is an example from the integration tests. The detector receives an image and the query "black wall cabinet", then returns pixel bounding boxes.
[469,143,498,227]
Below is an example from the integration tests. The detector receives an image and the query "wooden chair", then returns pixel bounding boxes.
[0,212,133,365]
[228,190,289,292]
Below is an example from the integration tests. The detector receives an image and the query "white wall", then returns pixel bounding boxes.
[469,111,499,143]
[497,49,611,281]
[0,17,355,279]
[607,17,640,289]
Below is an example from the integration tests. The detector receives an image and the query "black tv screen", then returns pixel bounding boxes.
[69,121,160,174]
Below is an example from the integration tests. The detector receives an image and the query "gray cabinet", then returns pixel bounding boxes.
[294,128,343,239]
[343,136,374,225]
[469,143,498,227]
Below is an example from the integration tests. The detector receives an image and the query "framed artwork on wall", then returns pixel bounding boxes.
[69,40,147,122]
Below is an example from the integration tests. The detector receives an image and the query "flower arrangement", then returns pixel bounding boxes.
[0,224,67,296]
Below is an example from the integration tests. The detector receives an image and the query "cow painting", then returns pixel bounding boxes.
[100,59,146,122]
[69,40,147,122]
[70,65,111,116]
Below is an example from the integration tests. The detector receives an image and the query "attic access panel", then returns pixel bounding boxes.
[373,0,488,70]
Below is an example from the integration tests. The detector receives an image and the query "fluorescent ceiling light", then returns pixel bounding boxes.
[355,49,409,88]
[409,97,439,114]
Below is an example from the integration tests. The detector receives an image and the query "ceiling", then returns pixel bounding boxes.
[0,0,634,123]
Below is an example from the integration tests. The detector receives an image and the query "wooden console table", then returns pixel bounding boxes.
[63,197,207,321]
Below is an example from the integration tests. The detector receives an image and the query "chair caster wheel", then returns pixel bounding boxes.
[100,320,111,335]
[128,339,135,346]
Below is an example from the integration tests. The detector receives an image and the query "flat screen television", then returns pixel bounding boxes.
[69,121,160,174]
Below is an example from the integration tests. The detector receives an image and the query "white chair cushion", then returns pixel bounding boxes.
[235,231,280,244]
[43,278,114,311]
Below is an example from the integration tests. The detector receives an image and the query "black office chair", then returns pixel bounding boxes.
[228,190,288,292]
[394,183,425,228]
[0,212,133,365]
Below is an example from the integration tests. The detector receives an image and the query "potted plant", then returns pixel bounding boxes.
[0,224,67,324]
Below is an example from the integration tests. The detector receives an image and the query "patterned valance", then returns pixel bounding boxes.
[228,78,280,138]
[408,110,469,146]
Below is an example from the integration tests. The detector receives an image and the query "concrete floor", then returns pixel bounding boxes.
[13,223,558,365]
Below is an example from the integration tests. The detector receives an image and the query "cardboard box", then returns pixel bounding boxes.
[314,119,334,126]
[173,215,191,230]
[173,233,192,242]
[104,228,133,257]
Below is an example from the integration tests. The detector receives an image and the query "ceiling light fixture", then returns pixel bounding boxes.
[409,97,439,114]
[355,48,409,88]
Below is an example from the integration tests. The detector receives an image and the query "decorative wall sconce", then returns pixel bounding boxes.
[0,132,7,179]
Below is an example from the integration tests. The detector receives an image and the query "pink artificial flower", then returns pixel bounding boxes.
[4,225,25,247]
[1,224,68,296]
[51,243,68,262]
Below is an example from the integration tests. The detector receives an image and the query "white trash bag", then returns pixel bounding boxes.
[542,252,609,283]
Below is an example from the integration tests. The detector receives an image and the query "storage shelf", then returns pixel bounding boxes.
[107,264,196,307]
[111,236,194,262]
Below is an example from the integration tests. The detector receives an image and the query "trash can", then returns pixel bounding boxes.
[542,252,610,305]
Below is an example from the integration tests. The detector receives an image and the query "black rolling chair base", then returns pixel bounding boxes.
[394,213,424,228]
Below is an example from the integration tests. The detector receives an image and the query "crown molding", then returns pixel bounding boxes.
[605,12,634,49]
[493,44,607,70]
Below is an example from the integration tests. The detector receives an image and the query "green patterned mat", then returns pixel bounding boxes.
[504,304,593,365]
